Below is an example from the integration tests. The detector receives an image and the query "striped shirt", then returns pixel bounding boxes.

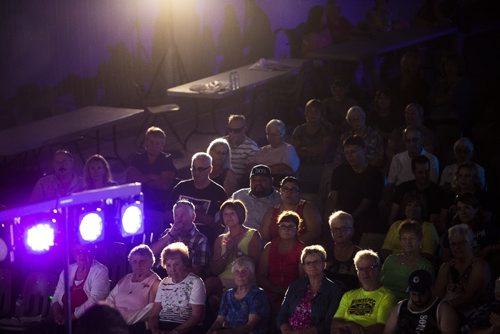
[225,136,259,180]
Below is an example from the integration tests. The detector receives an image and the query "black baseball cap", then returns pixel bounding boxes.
[407,270,433,293]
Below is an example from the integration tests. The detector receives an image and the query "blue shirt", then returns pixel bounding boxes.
[219,286,270,334]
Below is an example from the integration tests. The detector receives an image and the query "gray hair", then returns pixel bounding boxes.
[353,249,380,269]
[346,105,366,122]
[328,210,354,229]
[300,244,327,264]
[453,137,474,154]
[231,256,255,278]
[128,244,155,264]
[191,152,212,166]
[448,224,475,246]
[266,119,286,136]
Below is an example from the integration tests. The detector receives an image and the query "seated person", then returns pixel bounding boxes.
[444,161,493,222]
[380,194,439,260]
[206,138,237,196]
[231,164,281,231]
[332,249,396,334]
[105,244,160,332]
[380,221,434,301]
[383,270,459,333]
[388,103,436,157]
[301,5,332,55]
[325,211,361,291]
[30,149,84,203]
[327,135,385,241]
[223,114,259,189]
[387,155,447,231]
[441,193,499,261]
[292,99,337,193]
[126,126,177,240]
[369,87,403,143]
[277,245,344,334]
[257,211,305,308]
[387,127,439,189]
[151,199,209,277]
[433,224,491,319]
[322,77,358,138]
[51,243,110,324]
[440,137,486,191]
[260,176,322,245]
[148,242,205,334]
[250,119,300,185]
[462,276,500,334]
[325,0,354,41]
[341,106,385,168]
[170,152,228,246]
[74,303,129,334]
[292,99,335,165]
[82,154,117,190]
[207,257,270,334]
[206,200,262,294]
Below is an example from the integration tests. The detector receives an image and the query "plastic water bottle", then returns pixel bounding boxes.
[233,71,240,89]
[229,71,236,90]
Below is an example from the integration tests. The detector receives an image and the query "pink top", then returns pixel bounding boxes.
[106,272,160,324]
[288,286,314,330]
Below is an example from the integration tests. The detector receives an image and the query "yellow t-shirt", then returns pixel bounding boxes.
[381,220,439,256]
[333,286,396,327]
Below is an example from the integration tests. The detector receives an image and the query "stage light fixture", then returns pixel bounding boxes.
[120,201,144,237]
[25,222,55,253]
[78,209,104,243]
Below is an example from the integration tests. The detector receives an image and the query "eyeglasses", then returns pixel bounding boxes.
[304,259,324,267]
[191,166,210,173]
[279,224,297,231]
[281,186,299,193]
[331,226,351,233]
[356,264,378,273]
[227,126,244,134]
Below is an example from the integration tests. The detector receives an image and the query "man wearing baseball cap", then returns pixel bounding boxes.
[383,269,459,334]
[231,164,280,230]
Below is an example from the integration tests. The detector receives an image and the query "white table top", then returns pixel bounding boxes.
[307,25,458,62]
[0,106,144,156]
[167,58,307,100]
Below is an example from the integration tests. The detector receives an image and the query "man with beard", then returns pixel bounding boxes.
[383,270,459,334]
[231,164,280,230]
[30,149,84,202]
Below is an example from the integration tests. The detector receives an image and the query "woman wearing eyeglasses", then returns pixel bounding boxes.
[325,211,361,291]
[277,245,344,334]
[260,176,322,245]
[206,138,237,196]
[257,211,305,311]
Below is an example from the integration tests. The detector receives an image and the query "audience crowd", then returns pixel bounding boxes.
[1,2,499,333]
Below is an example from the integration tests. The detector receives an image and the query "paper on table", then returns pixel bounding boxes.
[249,58,292,71]
[189,81,229,94]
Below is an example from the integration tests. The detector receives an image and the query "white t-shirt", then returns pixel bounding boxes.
[155,273,205,323]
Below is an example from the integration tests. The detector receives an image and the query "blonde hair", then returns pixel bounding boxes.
[300,245,327,264]
[206,138,233,170]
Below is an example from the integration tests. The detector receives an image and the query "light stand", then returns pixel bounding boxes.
[143,0,188,102]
